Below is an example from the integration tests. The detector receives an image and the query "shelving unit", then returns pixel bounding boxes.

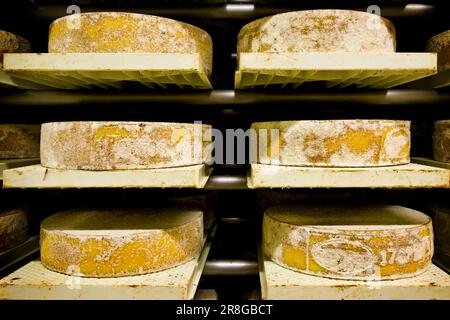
[0,0,449,301]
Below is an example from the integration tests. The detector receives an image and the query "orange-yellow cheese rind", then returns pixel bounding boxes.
[48,12,212,75]
[252,120,410,167]
[263,204,433,281]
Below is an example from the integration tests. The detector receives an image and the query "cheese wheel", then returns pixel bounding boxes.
[238,10,396,54]
[426,30,450,72]
[251,120,410,167]
[263,204,433,280]
[40,207,203,277]
[431,206,450,258]
[40,121,212,170]
[0,208,29,252]
[48,12,213,75]
[0,124,40,159]
[0,30,31,68]
[169,194,217,232]
[433,120,450,163]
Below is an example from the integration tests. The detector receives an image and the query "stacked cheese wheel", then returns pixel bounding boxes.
[251,120,411,167]
[48,12,213,76]
[40,207,203,277]
[40,121,212,170]
[263,204,433,280]
[0,124,40,159]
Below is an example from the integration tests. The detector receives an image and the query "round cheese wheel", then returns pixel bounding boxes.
[40,121,212,170]
[40,207,203,277]
[433,120,450,163]
[0,124,40,159]
[263,204,433,280]
[252,120,410,167]
[0,208,29,252]
[48,12,213,75]
[426,30,450,71]
[238,10,396,54]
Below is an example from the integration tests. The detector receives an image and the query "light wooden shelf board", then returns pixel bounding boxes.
[235,52,437,89]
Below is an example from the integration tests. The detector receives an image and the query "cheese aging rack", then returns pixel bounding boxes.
[0,0,449,301]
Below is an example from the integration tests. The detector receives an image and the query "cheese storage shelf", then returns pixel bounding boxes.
[0,239,211,300]
[1,90,450,106]
[0,159,39,180]
[248,163,450,189]
[1,53,212,90]
[260,255,450,300]
[2,164,212,189]
[235,53,437,89]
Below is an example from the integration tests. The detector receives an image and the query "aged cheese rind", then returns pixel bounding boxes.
[252,120,410,167]
[426,30,450,72]
[430,205,450,258]
[40,207,203,277]
[238,10,396,54]
[263,204,433,281]
[0,124,40,159]
[48,12,213,75]
[0,30,31,54]
[433,120,450,163]
[0,208,29,252]
[40,121,212,170]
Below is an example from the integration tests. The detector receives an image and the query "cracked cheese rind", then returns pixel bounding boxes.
[0,207,29,252]
[40,207,203,277]
[41,121,212,170]
[426,30,450,72]
[238,10,396,54]
[263,204,434,281]
[48,12,213,76]
[251,120,410,167]
[433,120,450,163]
[0,124,40,159]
